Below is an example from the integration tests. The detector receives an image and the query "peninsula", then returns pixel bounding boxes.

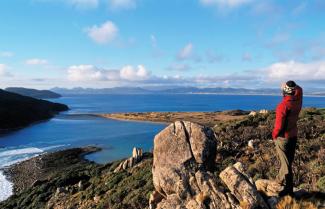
[0,89,68,133]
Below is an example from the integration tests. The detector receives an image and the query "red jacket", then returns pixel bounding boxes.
[272,86,303,139]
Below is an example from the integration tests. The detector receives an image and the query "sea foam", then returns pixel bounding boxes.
[0,145,67,202]
[0,147,43,158]
[0,171,13,202]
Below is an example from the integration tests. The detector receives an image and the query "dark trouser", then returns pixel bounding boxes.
[274,137,297,195]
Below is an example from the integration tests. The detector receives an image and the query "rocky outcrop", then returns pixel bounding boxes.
[151,121,233,208]
[219,163,269,209]
[249,111,257,116]
[114,147,143,172]
[248,109,269,117]
[259,109,269,114]
[150,121,271,209]
[255,179,284,197]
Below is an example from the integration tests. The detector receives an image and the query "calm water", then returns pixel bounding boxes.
[0,94,325,201]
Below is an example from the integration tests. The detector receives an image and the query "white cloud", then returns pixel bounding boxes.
[263,60,325,81]
[86,21,118,44]
[120,65,150,80]
[67,64,150,82]
[68,65,109,81]
[200,0,253,8]
[177,43,193,60]
[0,64,12,77]
[108,0,137,10]
[68,0,98,9]
[177,43,201,62]
[0,51,14,57]
[25,58,48,65]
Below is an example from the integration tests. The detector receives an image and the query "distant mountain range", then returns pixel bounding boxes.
[51,86,325,96]
[5,87,62,99]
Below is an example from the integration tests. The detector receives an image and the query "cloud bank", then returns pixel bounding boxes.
[264,60,325,81]
[67,64,150,82]
[0,64,12,77]
[65,60,325,88]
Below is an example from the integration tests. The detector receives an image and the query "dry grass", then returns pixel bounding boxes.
[276,196,318,209]
[97,112,246,127]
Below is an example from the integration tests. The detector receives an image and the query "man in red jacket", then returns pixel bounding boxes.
[272,80,303,196]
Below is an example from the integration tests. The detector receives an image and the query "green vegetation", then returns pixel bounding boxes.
[213,108,325,192]
[1,108,324,209]
[5,87,61,99]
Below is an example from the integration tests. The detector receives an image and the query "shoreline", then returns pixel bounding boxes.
[1,146,101,201]
[94,110,249,127]
[0,170,13,202]
[57,93,325,97]
[95,114,169,125]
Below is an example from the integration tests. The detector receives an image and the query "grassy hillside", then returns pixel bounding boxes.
[5,87,61,99]
[0,89,68,132]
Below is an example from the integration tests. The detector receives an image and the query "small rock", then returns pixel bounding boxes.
[248,140,255,149]
[55,187,66,197]
[78,181,83,190]
[249,111,257,116]
[255,179,284,197]
[259,109,269,114]
[93,195,100,203]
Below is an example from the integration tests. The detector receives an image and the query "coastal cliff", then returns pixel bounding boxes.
[0,89,68,132]
[1,108,325,208]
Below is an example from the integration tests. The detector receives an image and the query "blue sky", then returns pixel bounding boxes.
[0,0,324,89]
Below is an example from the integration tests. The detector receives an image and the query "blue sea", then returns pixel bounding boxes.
[0,94,325,201]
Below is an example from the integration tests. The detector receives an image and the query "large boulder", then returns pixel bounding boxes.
[152,121,217,196]
[152,121,234,208]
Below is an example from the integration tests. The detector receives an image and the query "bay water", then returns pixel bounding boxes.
[1,94,324,201]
